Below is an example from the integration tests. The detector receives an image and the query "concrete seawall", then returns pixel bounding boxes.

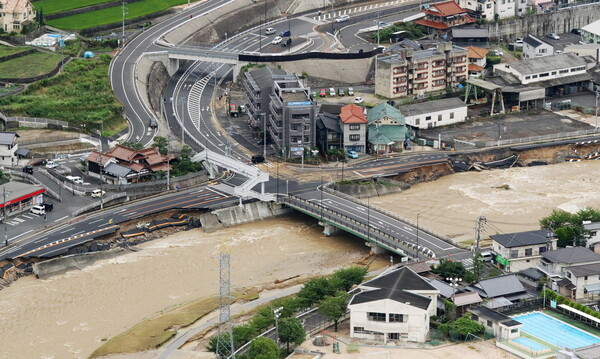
[32,248,130,279]
[199,201,292,232]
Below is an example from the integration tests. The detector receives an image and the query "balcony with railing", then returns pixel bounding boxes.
[269,116,282,133]
[269,127,282,146]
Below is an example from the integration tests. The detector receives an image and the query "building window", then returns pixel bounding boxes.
[559,69,569,74]
[450,112,454,119]
[388,333,400,340]
[367,312,386,322]
[426,116,432,121]
[389,313,405,322]
[415,118,420,125]
[539,246,547,253]
[567,272,571,279]
[571,66,586,72]
[585,276,588,280]
[487,320,493,327]
[551,71,556,75]
[349,134,360,141]
[349,124,360,130]
[511,328,519,333]
[525,248,532,256]
[539,72,549,78]
[510,249,518,258]
[471,314,479,321]
[525,75,531,79]
[438,114,442,122]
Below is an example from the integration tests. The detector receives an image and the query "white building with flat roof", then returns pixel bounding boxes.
[399,97,467,129]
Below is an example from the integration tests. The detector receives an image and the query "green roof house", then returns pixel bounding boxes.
[367,103,408,154]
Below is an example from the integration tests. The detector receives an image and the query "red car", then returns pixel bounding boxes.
[319,89,326,97]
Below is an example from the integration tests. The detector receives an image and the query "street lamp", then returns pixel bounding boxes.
[273,306,284,344]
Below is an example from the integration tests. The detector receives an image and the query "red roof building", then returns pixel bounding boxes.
[87,145,175,183]
[339,104,368,154]
[340,104,368,124]
[415,1,474,31]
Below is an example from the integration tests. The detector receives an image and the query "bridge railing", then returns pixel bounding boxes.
[322,183,461,250]
[280,195,435,259]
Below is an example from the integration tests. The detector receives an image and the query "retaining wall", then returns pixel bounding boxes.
[488,3,600,40]
[333,178,409,199]
[32,248,129,279]
[147,60,170,116]
[199,201,291,231]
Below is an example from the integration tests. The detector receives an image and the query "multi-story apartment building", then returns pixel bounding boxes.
[267,77,316,156]
[243,66,289,129]
[0,0,36,33]
[375,42,468,99]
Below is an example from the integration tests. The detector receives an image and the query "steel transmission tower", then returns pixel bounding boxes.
[215,249,235,359]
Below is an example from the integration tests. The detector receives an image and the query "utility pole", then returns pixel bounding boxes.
[416,213,420,261]
[98,153,104,210]
[121,2,128,47]
[475,216,487,253]
[595,85,599,132]
[263,113,267,158]
[179,97,185,144]
[3,186,7,247]
[166,134,171,191]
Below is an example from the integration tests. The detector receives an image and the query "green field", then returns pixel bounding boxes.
[47,0,192,30]
[0,55,126,136]
[0,51,65,78]
[32,0,114,15]
[0,45,31,58]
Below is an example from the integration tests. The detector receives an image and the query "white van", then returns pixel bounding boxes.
[46,160,58,169]
[30,205,45,216]
[480,251,495,262]
[66,176,83,184]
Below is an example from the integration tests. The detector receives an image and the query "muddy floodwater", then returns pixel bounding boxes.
[1,161,599,358]
[0,216,368,359]
[374,161,600,242]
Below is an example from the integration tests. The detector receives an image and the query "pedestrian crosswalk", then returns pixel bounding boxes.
[6,213,41,226]
[313,0,405,21]
[462,257,474,269]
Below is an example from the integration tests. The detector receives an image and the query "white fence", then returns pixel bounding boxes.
[485,128,599,147]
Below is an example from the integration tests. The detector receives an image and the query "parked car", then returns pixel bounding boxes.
[265,27,276,35]
[91,189,106,198]
[514,38,524,47]
[22,165,33,174]
[338,88,345,96]
[46,160,58,169]
[328,88,336,96]
[347,150,359,159]
[42,202,54,212]
[354,97,364,104]
[347,87,354,96]
[490,49,503,56]
[149,118,158,129]
[30,205,45,216]
[547,33,560,40]
[271,36,282,44]
[571,28,582,35]
[251,155,265,164]
[335,14,350,23]
[319,89,326,97]
[280,30,291,37]
[66,175,83,184]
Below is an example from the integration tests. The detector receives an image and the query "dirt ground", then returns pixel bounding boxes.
[14,128,79,142]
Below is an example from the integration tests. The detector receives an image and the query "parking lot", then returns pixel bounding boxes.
[541,32,584,52]
[420,110,593,145]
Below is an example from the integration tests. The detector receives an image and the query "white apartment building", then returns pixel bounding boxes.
[399,97,467,129]
[493,53,589,85]
[0,0,36,33]
[0,132,19,166]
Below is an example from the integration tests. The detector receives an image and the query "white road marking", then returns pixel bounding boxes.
[55,215,68,222]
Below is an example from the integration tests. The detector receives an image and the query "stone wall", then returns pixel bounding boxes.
[488,3,600,40]
[147,60,170,116]
[333,178,409,199]
[32,248,129,279]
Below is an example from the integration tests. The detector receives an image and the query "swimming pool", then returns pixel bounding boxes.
[511,337,551,354]
[513,312,600,349]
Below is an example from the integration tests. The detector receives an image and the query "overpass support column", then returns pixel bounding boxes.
[168,58,180,76]
[366,242,387,255]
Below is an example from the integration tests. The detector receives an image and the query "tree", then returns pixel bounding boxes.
[120,141,144,150]
[332,266,368,291]
[471,252,483,283]
[539,207,600,247]
[438,315,484,340]
[297,277,337,308]
[247,336,279,359]
[152,136,168,155]
[171,145,202,176]
[278,317,305,353]
[207,332,233,357]
[0,170,9,185]
[319,291,348,332]
[431,259,475,283]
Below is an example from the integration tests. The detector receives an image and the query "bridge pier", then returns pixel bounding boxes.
[320,222,339,236]
[366,242,388,255]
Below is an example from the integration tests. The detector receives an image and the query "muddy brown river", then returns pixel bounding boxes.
[1,161,599,358]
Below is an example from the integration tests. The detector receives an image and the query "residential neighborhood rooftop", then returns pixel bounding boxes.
[490,229,552,248]
[542,247,600,264]
[0,132,18,145]
[501,53,586,75]
[398,97,466,117]
[566,263,600,277]
[469,274,526,299]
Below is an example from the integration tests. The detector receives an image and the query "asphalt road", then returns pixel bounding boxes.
[0,186,238,261]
